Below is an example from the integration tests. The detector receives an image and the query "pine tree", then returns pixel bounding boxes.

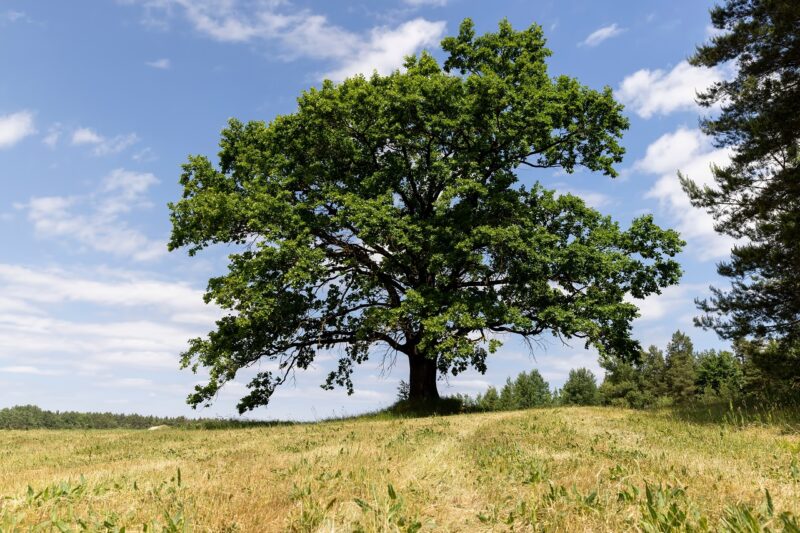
[664,331,697,404]
[682,1,800,391]
[639,345,667,402]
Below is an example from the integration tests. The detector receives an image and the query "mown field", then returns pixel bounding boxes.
[1,407,799,532]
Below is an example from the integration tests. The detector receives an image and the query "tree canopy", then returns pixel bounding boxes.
[560,368,599,406]
[682,0,800,345]
[168,19,683,412]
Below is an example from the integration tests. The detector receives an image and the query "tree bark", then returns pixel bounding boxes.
[408,354,439,402]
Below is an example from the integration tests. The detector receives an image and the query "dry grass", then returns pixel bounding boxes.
[1,406,799,531]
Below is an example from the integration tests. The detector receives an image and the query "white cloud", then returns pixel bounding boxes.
[72,127,104,145]
[553,184,613,209]
[580,23,624,47]
[627,283,707,322]
[617,61,724,118]
[1,10,30,23]
[132,147,157,162]
[536,350,605,384]
[0,365,60,376]
[71,127,139,155]
[323,19,446,81]
[635,127,735,260]
[0,262,222,379]
[22,168,165,261]
[145,58,171,69]
[0,110,36,149]
[126,0,445,81]
[42,123,62,148]
[0,264,218,321]
[403,0,447,6]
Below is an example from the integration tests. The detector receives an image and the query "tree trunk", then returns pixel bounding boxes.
[408,355,439,403]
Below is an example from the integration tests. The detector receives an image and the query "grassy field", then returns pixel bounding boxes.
[1,407,799,532]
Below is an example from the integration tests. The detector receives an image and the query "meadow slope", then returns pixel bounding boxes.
[1,407,799,531]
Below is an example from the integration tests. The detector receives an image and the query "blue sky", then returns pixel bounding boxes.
[0,0,733,420]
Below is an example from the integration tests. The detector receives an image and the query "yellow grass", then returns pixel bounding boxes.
[1,407,799,531]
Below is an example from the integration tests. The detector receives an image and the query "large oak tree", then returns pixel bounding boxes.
[169,19,683,412]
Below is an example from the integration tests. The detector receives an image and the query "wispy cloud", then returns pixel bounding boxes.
[125,0,445,81]
[42,123,62,148]
[19,168,166,261]
[617,61,725,118]
[403,0,448,6]
[1,10,31,24]
[580,23,624,47]
[72,127,103,145]
[71,127,139,155]
[0,263,222,383]
[0,110,36,149]
[635,127,735,260]
[145,58,171,69]
[322,19,445,81]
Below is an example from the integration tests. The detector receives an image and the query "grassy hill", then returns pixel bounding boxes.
[1,407,799,531]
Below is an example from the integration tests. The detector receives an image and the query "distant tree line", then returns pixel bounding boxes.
[0,405,209,430]
[439,328,795,413]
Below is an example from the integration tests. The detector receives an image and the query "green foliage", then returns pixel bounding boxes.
[599,331,748,408]
[560,368,599,406]
[736,339,800,404]
[475,386,500,411]
[511,370,552,408]
[682,1,800,370]
[695,349,742,398]
[485,370,552,411]
[167,18,683,411]
[664,331,698,405]
[0,405,187,430]
[0,405,296,430]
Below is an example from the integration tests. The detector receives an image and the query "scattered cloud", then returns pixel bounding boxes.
[0,365,61,376]
[617,61,724,118]
[72,127,139,156]
[536,350,604,385]
[20,168,166,261]
[553,184,614,209]
[132,146,157,162]
[124,0,445,81]
[627,283,708,322]
[0,262,222,380]
[580,23,624,47]
[323,19,445,81]
[72,127,104,145]
[0,110,36,149]
[635,127,735,260]
[1,10,31,23]
[0,263,220,324]
[42,123,62,148]
[145,58,171,69]
[403,0,448,6]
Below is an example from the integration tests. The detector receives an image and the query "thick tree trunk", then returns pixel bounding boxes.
[408,355,439,403]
